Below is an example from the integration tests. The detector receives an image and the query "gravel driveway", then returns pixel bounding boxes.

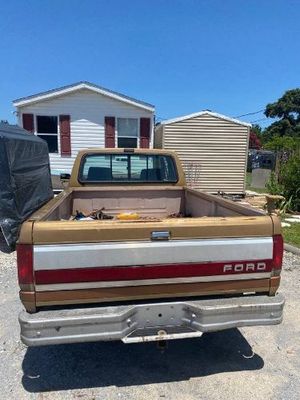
[0,250,299,400]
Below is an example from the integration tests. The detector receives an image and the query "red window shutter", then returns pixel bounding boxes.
[140,118,151,148]
[105,116,115,148]
[59,115,71,156]
[22,114,34,133]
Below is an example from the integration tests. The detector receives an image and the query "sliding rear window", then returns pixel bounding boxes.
[79,154,178,183]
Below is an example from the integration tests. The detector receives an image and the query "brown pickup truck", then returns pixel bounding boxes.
[18,148,284,346]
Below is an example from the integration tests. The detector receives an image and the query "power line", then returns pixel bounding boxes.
[250,117,269,123]
[158,110,266,122]
[234,109,265,118]
[255,120,271,126]
[157,111,269,125]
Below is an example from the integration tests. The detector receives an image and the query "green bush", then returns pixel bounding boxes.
[266,155,300,211]
[266,172,284,195]
[280,155,300,211]
[264,136,299,152]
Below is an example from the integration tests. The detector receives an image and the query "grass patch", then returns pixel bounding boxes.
[282,223,300,248]
[246,172,252,187]
[246,173,269,194]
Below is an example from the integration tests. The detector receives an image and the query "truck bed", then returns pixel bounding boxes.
[23,185,275,245]
[32,186,264,222]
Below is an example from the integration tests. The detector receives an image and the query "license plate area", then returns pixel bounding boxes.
[134,303,184,327]
[122,303,203,343]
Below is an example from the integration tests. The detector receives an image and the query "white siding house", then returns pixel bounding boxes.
[155,111,251,194]
[13,82,155,173]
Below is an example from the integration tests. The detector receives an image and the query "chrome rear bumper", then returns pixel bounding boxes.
[19,294,284,346]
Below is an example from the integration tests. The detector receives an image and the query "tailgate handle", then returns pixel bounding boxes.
[151,231,170,241]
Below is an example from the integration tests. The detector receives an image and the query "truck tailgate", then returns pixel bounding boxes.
[16,214,283,311]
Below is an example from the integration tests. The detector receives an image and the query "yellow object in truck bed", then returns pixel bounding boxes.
[116,212,140,220]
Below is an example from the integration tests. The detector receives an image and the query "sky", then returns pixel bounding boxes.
[0,0,300,126]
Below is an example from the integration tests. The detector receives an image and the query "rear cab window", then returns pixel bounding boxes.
[79,153,178,183]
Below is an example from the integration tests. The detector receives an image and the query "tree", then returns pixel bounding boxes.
[248,124,262,149]
[264,136,299,152]
[249,131,261,149]
[263,89,300,211]
[251,124,263,139]
[264,88,300,140]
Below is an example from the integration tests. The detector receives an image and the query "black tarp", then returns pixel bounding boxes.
[0,123,53,251]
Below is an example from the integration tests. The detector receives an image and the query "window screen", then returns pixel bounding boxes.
[117,118,138,148]
[117,118,138,137]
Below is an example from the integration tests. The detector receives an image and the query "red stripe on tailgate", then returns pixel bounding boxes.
[35,260,273,285]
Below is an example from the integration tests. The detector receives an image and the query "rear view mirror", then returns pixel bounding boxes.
[60,173,71,180]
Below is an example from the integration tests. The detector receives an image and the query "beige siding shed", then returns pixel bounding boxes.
[154,111,251,194]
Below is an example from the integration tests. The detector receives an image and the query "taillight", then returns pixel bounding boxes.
[17,244,34,285]
[273,235,283,270]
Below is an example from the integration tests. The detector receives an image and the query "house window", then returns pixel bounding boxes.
[36,116,58,153]
[117,118,138,148]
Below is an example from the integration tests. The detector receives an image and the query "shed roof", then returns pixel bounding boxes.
[13,81,155,112]
[160,111,251,127]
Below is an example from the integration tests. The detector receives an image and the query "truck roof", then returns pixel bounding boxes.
[76,148,178,156]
